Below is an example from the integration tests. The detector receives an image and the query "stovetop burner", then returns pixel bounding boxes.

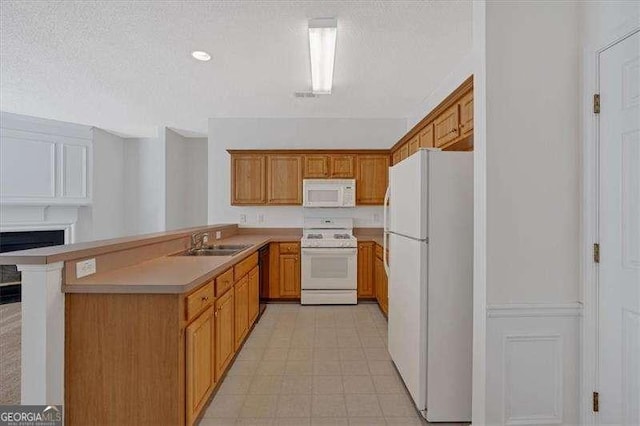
[334,233,351,239]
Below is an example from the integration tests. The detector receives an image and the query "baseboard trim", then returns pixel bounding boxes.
[487,303,583,318]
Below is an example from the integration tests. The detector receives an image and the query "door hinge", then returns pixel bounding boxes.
[593,391,599,412]
[593,94,600,114]
[593,243,600,263]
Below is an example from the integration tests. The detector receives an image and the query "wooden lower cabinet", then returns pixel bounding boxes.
[65,251,266,426]
[279,252,301,298]
[215,288,235,380]
[234,275,249,349]
[374,253,388,315]
[248,266,260,324]
[267,242,301,299]
[357,242,375,298]
[186,306,215,426]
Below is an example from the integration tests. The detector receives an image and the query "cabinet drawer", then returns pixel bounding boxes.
[234,252,258,281]
[215,268,235,296]
[186,281,214,322]
[279,243,300,254]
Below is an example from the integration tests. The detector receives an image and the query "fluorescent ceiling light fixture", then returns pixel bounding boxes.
[191,51,211,61]
[308,18,337,94]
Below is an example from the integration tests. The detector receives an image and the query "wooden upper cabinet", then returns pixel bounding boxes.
[356,155,389,205]
[434,104,460,148]
[185,306,215,426]
[408,135,420,156]
[231,155,266,205]
[304,155,330,178]
[330,155,355,178]
[459,90,474,138]
[392,150,401,165]
[267,155,303,204]
[399,144,409,162]
[419,123,434,148]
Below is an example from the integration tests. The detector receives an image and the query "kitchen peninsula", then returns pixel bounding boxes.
[0,224,385,426]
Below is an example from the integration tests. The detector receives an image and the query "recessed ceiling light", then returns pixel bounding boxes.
[191,51,211,61]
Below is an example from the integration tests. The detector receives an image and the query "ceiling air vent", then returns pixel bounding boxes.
[294,91,319,98]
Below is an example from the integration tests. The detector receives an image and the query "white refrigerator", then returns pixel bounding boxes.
[383,148,473,422]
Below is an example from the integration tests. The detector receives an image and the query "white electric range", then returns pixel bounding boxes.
[300,218,358,305]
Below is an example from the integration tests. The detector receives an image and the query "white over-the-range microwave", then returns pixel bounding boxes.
[302,179,356,207]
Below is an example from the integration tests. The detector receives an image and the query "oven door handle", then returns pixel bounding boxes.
[302,248,357,255]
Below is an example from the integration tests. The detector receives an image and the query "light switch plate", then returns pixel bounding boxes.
[240,214,247,224]
[215,231,222,239]
[257,214,264,223]
[76,258,96,278]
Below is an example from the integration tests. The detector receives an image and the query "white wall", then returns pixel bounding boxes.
[477,1,582,424]
[486,1,580,305]
[123,135,166,235]
[208,118,406,228]
[165,128,207,230]
[406,52,474,131]
[76,128,126,242]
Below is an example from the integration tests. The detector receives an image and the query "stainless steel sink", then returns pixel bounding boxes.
[173,244,251,257]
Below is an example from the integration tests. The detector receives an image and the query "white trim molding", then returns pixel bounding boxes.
[488,303,583,319]
[486,302,581,425]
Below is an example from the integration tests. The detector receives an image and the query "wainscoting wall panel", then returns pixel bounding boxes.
[486,303,581,425]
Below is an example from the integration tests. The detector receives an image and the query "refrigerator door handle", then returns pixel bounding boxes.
[383,185,390,277]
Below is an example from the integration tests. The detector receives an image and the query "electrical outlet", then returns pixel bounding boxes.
[76,258,96,278]
[257,214,264,223]
[373,213,381,223]
[240,214,247,224]
[215,231,222,239]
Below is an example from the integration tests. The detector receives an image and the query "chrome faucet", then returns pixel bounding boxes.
[191,231,209,249]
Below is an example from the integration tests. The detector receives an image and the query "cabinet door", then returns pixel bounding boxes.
[248,266,260,325]
[408,135,420,156]
[304,155,329,178]
[458,91,474,138]
[267,155,303,204]
[374,256,388,315]
[279,253,300,298]
[234,275,249,349]
[231,155,266,205]
[357,242,375,298]
[392,150,401,165]
[434,104,460,148]
[186,306,215,425]
[418,123,434,148]
[215,289,235,380]
[356,155,389,205]
[399,144,409,162]
[330,155,355,178]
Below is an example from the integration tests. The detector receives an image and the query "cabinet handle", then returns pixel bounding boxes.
[201,296,209,302]
[215,310,218,317]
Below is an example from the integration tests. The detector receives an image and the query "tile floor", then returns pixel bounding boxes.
[199,303,428,426]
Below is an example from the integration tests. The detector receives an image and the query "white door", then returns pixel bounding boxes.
[301,248,357,289]
[598,29,640,425]
[389,151,428,239]
[387,233,428,411]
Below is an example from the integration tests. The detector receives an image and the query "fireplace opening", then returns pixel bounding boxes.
[0,230,65,304]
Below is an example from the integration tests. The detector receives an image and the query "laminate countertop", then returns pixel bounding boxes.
[64,234,300,295]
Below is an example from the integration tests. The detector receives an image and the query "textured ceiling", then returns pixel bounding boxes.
[0,1,472,137]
